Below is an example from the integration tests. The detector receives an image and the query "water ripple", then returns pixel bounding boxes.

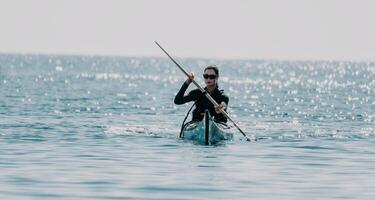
[1,54,374,199]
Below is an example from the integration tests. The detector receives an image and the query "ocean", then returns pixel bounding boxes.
[0,54,374,199]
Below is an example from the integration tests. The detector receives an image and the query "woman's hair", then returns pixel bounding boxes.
[204,65,219,77]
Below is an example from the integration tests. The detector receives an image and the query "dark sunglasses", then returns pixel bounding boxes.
[203,74,217,79]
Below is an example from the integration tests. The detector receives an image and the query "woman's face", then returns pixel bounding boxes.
[203,69,217,87]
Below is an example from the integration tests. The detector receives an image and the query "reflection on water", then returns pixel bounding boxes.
[0,54,374,199]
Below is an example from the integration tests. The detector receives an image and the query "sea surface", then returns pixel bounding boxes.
[0,54,374,200]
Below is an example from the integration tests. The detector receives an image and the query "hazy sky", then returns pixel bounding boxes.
[1,0,374,61]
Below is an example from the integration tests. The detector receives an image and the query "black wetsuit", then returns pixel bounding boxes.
[174,82,229,122]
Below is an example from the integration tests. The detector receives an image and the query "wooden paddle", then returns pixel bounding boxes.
[155,41,253,141]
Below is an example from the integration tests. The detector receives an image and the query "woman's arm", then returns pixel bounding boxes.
[174,81,192,104]
[174,73,196,105]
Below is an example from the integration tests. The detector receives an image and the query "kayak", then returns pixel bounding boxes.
[180,110,234,145]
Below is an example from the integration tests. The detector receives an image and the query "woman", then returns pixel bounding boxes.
[174,65,229,123]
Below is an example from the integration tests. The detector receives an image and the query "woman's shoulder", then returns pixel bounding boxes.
[188,88,203,95]
[221,91,229,99]
[215,88,229,99]
[216,87,227,95]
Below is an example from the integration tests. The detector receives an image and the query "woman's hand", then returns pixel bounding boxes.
[185,72,194,84]
[215,102,226,114]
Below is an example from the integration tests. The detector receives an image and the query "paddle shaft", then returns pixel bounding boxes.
[155,41,251,141]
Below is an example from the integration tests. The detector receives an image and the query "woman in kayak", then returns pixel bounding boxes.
[174,65,229,123]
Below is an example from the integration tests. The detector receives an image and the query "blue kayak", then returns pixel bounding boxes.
[181,110,234,145]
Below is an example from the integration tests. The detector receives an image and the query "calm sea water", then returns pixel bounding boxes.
[0,54,374,199]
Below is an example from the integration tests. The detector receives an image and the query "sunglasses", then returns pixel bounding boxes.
[203,74,217,79]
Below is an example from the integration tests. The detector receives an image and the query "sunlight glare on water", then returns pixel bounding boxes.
[0,54,374,199]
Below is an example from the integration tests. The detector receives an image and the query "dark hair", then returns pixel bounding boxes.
[204,65,219,77]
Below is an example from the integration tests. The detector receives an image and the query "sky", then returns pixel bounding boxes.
[0,0,374,61]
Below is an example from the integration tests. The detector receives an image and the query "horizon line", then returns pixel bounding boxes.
[0,50,374,65]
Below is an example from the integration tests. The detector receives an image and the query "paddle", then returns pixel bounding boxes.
[155,41,253,141]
